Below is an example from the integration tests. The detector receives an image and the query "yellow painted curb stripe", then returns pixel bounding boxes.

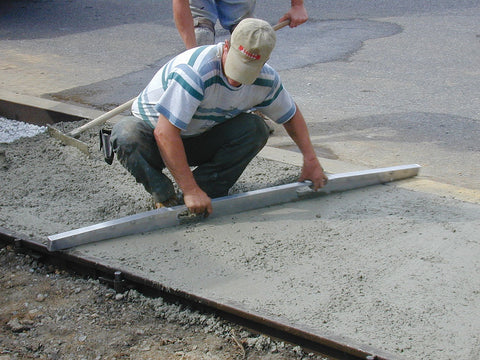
[259,146,480,205]
[398,179,480,205]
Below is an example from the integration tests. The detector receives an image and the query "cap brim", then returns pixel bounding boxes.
[224,47,263,85]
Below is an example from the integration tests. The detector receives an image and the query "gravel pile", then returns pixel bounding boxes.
[0,117,47,144]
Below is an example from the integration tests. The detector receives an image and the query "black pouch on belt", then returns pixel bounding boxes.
[99,129,114,165]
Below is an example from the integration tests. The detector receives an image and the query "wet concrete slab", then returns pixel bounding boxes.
[68,184,480,360]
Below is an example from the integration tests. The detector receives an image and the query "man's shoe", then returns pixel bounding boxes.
[194,19,215,46]
[153,196,178,209]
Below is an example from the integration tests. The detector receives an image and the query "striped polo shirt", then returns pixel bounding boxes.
[131,43,296,137]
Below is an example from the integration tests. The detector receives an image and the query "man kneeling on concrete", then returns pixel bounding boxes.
[111,18,327,216]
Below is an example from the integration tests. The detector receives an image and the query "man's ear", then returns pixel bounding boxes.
[222,40,232,66]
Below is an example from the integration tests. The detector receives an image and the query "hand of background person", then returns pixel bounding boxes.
[279,2,308,27]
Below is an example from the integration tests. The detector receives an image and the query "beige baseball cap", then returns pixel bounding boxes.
[224,18,276,85]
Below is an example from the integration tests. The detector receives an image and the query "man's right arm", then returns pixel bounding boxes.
[154,114,212,214]
[172,0,197,49]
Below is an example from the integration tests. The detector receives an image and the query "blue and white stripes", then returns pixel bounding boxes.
[132,43,296,137]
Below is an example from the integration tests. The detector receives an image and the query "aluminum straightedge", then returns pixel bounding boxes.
[47,164,421,251]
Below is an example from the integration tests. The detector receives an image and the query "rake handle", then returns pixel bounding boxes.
[273,19,290,31]
[68,98,135,138]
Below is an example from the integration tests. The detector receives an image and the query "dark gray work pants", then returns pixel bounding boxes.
[110,113,270,203]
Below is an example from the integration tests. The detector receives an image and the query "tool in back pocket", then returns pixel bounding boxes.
[99,129,114,165]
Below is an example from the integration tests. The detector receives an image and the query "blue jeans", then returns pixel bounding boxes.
[111,112,270,202]
[190,0,256,32]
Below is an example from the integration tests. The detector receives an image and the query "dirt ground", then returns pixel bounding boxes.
[0,245,325,360]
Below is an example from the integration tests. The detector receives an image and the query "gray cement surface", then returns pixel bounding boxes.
[74,187,480,360]
[1,1,480,359]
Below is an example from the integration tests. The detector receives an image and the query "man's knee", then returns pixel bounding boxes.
[240,113,270,149]
[111,118,146,155]
[112,118,136,142]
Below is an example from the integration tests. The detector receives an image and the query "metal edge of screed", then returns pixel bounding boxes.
[47,125,90,156]
[46,183,310,251]
[46,164,421,251]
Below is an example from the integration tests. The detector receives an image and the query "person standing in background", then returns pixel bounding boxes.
[173,0,308,49]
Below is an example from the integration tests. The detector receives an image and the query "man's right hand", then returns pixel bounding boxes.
[155,115,213,216]
[183,188,213,216]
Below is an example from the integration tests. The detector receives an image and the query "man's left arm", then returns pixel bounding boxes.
[282,106,328,190]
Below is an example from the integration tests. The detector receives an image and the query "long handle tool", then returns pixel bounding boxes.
[47,97,135,155]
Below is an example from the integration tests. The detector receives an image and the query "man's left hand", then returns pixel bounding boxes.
[299,157,328,191]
